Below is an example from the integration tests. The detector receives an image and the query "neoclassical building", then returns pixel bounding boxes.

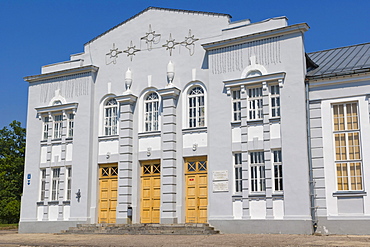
[19,7,370,234]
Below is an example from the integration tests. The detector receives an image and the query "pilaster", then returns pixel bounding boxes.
[157,87,180,224]
[116,94,137,223]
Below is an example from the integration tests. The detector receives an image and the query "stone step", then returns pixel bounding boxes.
[61,223,220,235]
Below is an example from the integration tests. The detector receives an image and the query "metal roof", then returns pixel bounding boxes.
[307,42,370,79]
[85,7,231,45]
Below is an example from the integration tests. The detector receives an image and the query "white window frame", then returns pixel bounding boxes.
[66,167,72,201]
[67,113,74,138]
[270,84,280,118]
[104,98,118,136]
[332,102,363,191]
[232,89,241,122]
[42,116,49,140]
[40,169,46,201]
[51,168,60,201]
[273,150,283,192]
[234,153,242,193]
[188,86,205,128]
[144,92,160,132]
[250,151,265,192]
[248,87,263,121]
[53,114,63,139]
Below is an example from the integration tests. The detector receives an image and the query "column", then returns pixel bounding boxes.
[116,94,137,224]
[157,87,180,224]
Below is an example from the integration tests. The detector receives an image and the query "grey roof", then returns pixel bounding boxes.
[85,7,232,45]
[307,42,370,79]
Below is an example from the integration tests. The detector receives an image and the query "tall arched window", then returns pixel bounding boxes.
[144,92,159,131]
[104,98,118,135]
[188,86,205,128]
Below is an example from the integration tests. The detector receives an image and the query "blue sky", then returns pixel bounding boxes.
[1,0,370,128]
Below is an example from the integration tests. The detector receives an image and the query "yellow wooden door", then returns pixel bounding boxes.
[141,161,160,223]
[98,165,118,224]
[185,157,208,223]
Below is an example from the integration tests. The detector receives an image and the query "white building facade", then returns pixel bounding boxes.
[19,7,370,234]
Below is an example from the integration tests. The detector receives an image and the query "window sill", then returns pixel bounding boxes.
[98,135,119,141]
[333,191,367,197]
[138,131,161,138]
[182,127,207,134]
[246,119,263,125]
[231,121,241,127]
[48,201,59,205]
[51,138,62,144]
[37,201,45,206]
[269,117,280,123]
[249,192,266,198]
[63,201,71,205]
[232,194,242,201]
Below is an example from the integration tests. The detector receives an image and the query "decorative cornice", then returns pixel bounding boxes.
[36,103,78,114]
[24,65,99,83]
[308,71,370,89]
[116,94,138,104]
[223,72,286,88]
[202,23,309,50]
[157,87,181,99]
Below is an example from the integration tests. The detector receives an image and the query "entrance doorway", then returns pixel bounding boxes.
[98,164,118,223]
[185,156,208,223]
[140,160,161,223]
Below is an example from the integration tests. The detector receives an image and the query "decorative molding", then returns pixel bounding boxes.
[123,41,141,61]
[223,72,286,88]
[181,29,199,56]
[140,24,161,51]
[116,94,138,104]
[157,87,181,99]
[105,43,123,65]
[162,33,180,56]
[35,102,78,115]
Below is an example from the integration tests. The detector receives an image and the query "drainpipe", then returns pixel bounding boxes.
[305,79,317,233]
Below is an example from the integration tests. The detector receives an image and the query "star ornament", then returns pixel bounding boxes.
[123,41,141,61]
[182,29,199,56]
[141,24,161,50]
[106,43,123,64]
[162,33,179,56]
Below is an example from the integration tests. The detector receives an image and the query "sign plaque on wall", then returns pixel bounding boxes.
[213,170,228,181]
[213,181,229,192]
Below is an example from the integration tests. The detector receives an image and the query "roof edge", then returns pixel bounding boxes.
[84,6,232,46]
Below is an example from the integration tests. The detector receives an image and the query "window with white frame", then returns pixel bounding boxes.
[248,87,263,120]
[232,89,241,122]
[270,85,280,118]
[66,167,72,200]
[273,150,283,191]
[68,113,74,138]
[53,114,63,139]
[104,98,118,136]
[234,153,242,193]
[42,116,49,140]
[40,169,46,201]
[250,151,265,192]
[51,168,60,201]
[188,86,205,128]
[333,102,363,191]
[144,92,159,131]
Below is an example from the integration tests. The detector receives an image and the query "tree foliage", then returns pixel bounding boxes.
[0,120,26,223]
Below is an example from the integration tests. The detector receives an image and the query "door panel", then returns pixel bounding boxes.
[98,165,118,224]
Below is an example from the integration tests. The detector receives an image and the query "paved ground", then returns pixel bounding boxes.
[1,229,370,246]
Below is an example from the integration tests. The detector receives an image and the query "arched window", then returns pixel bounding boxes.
[188,86,205,128]
[104,98,118,135]
[144,92,159,131]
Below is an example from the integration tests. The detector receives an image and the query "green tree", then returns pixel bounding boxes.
[0,120,26,223]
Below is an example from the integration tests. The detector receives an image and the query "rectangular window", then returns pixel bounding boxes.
[248,87,263,120]
[273,150,283,191]
[53,115,63,139]
[51,168,60,201]
[66,167,72,200]
[250,151,265,192]
[68,113,74,138]
[43,116,49,140]
[270,85,280,117]
[333,103,362,191]
[234,153,242,193]
[232,90,241,121]
[40,169,46,201]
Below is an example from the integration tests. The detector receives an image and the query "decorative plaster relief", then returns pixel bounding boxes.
[123,41,141,61]
[181,29,199,56]
[162,33,180,56]
[38,73,90,103]
[211,36,281,74]
[105,43,123,65]
[140,25,161,51]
